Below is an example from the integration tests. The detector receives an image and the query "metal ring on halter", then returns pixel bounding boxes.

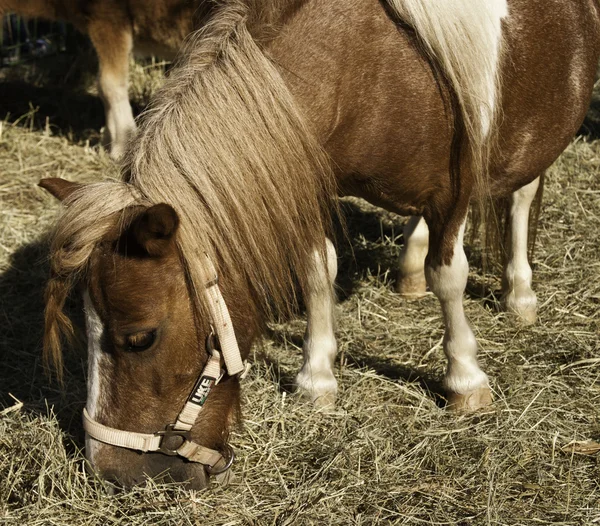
[205,325,219,356]
[155,424,191,456]
[206,444,235,475]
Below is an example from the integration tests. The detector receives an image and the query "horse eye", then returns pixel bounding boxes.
[125,330,156,352]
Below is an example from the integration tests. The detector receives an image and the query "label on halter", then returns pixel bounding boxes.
[189,375,217,406]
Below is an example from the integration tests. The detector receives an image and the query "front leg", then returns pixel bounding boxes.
[88,21,136,160]
[295,238,338,407]
[426,219,492,411]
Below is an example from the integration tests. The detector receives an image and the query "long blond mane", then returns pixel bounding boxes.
[44,0,337,375]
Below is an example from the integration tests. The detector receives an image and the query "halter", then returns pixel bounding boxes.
[83,263,250,476]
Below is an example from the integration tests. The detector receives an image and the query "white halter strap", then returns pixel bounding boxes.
[204,256,246,376]
[83,267,249,474]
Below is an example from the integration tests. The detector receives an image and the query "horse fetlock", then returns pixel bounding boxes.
[444,355,492,413]
[443,359,488,398]
[106,120,137,160]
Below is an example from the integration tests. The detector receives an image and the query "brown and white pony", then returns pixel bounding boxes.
[0,0,203,158]
[39,0,600,488]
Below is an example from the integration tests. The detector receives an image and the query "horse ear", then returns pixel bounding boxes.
[39,178,84,202]
[131,203,180,257]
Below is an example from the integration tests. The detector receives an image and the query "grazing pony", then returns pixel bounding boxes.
[39,0,600,488]
[0,0,202,158]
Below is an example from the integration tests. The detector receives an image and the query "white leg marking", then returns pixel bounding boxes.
[397,216,429,296]
[426,222,489,396]
[295,239,338,406]
[503,177,540,324]
[99,70,136,160]
[84,290,109,465]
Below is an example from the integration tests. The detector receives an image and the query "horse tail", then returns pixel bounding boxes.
[387,0,507,201]
[472,172,545,272]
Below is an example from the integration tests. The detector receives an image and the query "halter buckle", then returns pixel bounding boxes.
[155,424,190,456]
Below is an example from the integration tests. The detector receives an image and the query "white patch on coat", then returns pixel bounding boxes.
[480,0,508,136]
[387,0,508,137]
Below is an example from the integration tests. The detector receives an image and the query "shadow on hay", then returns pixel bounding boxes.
[0,237,86,450]
[263,329,446,407]
[334,200,404,300]
[0,79,104,144]
[579,100,600,140]
[0,47,107,145]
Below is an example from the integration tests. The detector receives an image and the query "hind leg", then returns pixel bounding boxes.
[426,218,492,411]
[88,21,136,160]
[397,216,429,297]
[295,238,338,407]
[502,177,540,325]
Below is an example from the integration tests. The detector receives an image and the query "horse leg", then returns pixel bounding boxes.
[502,176,540,325]
[295,238,338,407]
[426,218,492,411]
[397,216,428,297]
[88,21,136,160]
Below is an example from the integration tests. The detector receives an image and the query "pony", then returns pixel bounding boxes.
[39,0,600,488]
[0,0,204,158]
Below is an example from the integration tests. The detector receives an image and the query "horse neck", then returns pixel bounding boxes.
[124,2,337,326]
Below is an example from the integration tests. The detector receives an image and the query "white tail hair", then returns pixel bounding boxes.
[388,0,507,194]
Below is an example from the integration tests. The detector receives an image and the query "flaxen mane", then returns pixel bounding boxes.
[43,0,337,376]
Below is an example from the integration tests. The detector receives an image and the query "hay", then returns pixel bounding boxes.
[1,64,600,525]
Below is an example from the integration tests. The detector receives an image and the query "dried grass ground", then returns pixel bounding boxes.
[0,62,599,525]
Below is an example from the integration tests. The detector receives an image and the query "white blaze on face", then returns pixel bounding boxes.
[83,290,109,464]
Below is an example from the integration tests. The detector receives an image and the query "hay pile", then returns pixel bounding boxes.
[1,66,599,524]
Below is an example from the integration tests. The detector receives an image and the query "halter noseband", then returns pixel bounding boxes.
[83,263,249,476]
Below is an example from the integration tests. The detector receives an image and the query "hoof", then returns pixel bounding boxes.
[446,386,493,412]
[503,292,537,325]
[395,273,428,298]
[295,372,338,409]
